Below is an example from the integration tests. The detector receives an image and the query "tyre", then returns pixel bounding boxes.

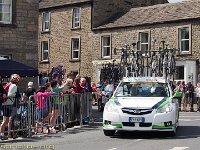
[167,123,177,137]
[103,130,116,136]
[98,98,103,112]
[167,129,176,136]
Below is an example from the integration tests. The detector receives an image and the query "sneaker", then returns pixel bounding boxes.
[49,128,57,134]
[43,129,49,134]
[190,109,194,112]
[0,135,8,140]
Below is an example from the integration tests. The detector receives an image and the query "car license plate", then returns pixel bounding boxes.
[129,117,145,123]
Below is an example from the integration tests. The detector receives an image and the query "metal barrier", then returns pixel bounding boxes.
[0,92,93,138]
[0,97,29,138]
[27,92,93,136]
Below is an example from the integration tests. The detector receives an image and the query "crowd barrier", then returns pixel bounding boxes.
[0,92,93,138]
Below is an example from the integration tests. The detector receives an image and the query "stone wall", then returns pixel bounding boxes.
[92,20,200,82]
[0,0,39,91]
[39,3,93,78]
[0,0,38,67]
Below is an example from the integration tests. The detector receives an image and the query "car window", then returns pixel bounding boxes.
[114,82,169,97]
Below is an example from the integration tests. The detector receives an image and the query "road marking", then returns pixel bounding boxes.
[169,147,189,150]
[135,139,143,142]
[179,118,200,121]
[180,116,200,118]
[108,148,117,150]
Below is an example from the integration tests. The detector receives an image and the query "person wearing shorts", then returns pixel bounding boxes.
[34,84,52,133]
[0,74,20,140]
[50,80,67,133]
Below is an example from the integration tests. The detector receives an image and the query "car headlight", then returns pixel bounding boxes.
[104,102,120,113]
[157,102,173,113]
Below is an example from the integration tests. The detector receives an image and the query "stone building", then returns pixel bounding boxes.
[38,0,200,84]
[38,0,168,78]
[0,0,39,89]
[92,0,200,85]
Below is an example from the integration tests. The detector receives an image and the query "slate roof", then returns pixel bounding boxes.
[94,0,200,29]
[39,0,91,9]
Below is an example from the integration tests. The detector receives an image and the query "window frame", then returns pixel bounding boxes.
[72,7,81,29]
[42,12,51,32]
[177,25,191,54]
[138,31,150,54]
[0,0,13,24]
[71,36,81,60]
[101,35,112,59]
[41,40,50,62]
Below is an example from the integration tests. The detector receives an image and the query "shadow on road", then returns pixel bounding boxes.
[110,125,200,140]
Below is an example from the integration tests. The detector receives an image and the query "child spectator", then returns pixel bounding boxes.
[35,83,53,133]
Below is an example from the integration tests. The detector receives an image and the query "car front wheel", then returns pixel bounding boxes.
[103,130,116,136]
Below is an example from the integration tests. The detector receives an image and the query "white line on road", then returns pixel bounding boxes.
[108,148,117,150]
[180,116,200,118]
[169,147,189,150]
[135,139,143,142]
[179,118,200,121]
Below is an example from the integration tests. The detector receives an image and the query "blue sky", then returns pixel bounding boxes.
[168,0,186,3]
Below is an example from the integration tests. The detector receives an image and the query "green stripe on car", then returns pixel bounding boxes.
[103,124,122,128]
[152,125,175,129]
[157,97,172,109]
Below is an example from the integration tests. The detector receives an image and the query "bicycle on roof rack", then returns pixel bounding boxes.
[112,40,179,81]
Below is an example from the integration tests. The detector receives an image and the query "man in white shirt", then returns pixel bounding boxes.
[0,74,20,140]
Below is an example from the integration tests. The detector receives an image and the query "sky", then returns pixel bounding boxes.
[168,0,187,3]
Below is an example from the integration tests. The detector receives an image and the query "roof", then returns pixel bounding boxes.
[39,0,91,9]
[94,0,200,30]
[0,60,38,77]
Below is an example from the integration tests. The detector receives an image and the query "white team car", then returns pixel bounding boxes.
[103,77,179,136]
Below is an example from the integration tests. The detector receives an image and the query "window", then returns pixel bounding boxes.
[41,41,49,61]
[72,7,80,28]
[178,27,190,52]
[0,0,12,24]
[138,32,149,54]
[71,37,80,60]
[101,35,111,58]
[42,12,50,32]
[176,66,184,80]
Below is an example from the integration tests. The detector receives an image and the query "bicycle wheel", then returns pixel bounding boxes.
[169,55,176,80]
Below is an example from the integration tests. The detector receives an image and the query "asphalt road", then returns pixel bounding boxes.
[1,106,200,150]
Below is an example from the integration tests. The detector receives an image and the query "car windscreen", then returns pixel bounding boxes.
[114,82,170,97]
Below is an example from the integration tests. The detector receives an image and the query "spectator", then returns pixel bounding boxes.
[66,72,74,80]
[169,80,176,94]
[174,81,182,111]
[35,83,53,133]
[85,76,93,92]
[62,78,74,94]
[50,80,67,133]
[195,83,200,112]
[80,77,88,92]
[186,82,194,112]
[22,82,36,102]
[91,82,98,105]
[73,78,83,93]
[180,81,187,112]
[0,74,20,140]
